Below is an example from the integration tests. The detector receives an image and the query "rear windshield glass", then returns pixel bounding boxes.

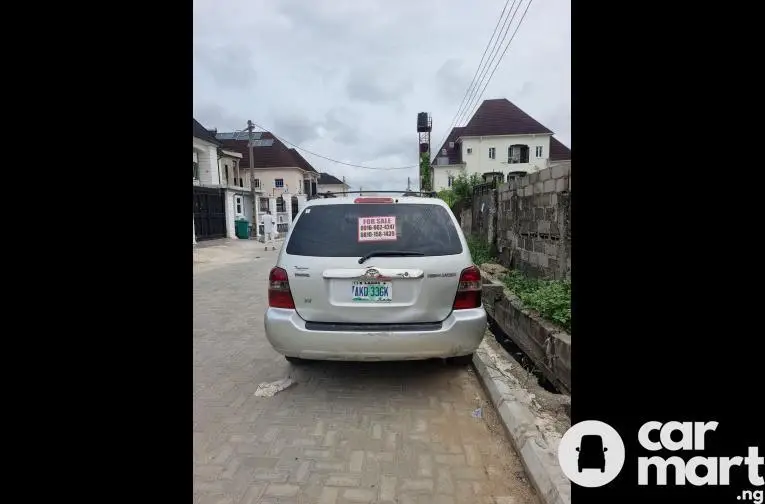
[286,203,463,257]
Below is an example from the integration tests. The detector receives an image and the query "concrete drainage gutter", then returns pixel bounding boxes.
[473,340,571,504]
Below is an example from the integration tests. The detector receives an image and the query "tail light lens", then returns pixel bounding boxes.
[268,267,295,309]
[452,265,482,310]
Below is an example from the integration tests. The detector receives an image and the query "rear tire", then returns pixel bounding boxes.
[446,354,474,366]
[285,356,310,365]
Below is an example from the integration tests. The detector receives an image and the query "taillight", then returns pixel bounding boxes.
[268,267,295,309]
[452,265,482,310]
[354,197,394,203]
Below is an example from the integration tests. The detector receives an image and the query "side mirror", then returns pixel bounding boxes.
[575,447,580,452]
[603,447,608,452]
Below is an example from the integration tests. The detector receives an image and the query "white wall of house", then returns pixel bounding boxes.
[317,183,350,195]
[193,137,220,186]
[220,156,250,190]
[456,134,552,177]
[433,165,466,192]
[224,190,237,239]
[250,168,305,198]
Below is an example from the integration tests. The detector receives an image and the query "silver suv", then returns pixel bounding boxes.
[264,194,486,365]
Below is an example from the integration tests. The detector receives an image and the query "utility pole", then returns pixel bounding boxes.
[246,120,255,172]
[247,120,256,238]
[406,177,411,191]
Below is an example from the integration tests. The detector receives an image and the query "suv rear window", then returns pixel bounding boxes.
[286,203,463,257]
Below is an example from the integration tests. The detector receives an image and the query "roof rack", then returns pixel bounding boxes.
[317,190,438,198]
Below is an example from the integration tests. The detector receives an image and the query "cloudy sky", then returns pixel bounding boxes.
[193,0,570,191]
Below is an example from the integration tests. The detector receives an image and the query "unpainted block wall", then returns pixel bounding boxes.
[497,164,571,280]
[469,185,497,247]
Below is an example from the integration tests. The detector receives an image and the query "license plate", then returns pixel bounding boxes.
[351,281,393,302]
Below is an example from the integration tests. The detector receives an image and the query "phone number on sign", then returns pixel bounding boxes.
[359,224,395,231]
[360,230,395,238]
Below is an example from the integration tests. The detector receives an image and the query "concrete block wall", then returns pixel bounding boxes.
[498,164,571,280]
[460,208,472,236]
[469,186,497,246]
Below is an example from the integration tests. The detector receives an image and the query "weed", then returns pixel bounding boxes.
[503,270,571,332]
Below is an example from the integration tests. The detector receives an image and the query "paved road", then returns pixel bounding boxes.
[193,240,539,504]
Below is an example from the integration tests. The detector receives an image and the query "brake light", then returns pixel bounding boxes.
[452,265,482,310]
[268,267,295,309]
[354,197,394,203]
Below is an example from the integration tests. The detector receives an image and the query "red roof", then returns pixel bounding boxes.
[288,148,318,173]
[217,133,317,172]
[460,98,553,137]
[550,137,571,161]
[193,118,220,145]
[433,127,465,165]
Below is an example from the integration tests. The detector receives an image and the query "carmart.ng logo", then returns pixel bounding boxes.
[558,419,764,500]
[558,420,626,487]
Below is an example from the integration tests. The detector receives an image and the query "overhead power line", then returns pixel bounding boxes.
[432,0,535,157]
[432,0,516,155]
[456,0,525,128]
[248,121,417,171]
[461,0,535,125]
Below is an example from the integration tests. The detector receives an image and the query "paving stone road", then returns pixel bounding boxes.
[193,240,539,504]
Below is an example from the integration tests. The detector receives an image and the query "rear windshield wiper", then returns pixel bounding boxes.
[358,250,425,264]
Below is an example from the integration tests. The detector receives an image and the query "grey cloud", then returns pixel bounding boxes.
[324,108,360,146]
[194,43,257,90]
[194,103,247,131]
[272,114,323,146]
[435,59,472,103]
[346,67,413,105]
[369,135,416,162]
[518,81,534,97]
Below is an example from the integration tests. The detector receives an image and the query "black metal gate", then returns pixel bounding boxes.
[291,196,299,221]
[193,187,226,241]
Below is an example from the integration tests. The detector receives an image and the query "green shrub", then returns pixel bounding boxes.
[502,270,571,331]
[467,235,496,266]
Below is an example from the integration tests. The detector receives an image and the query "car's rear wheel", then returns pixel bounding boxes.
[446,354,474,366]
[285,356,310,365]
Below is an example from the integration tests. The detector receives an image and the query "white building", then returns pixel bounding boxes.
[193,118,255,242]
[317,172,350,196]
[215,131,320,235]
[432,99,571,192]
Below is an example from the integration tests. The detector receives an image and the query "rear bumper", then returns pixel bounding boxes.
[264,307,487,361]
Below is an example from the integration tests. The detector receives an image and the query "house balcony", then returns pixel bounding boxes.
[222,178,251,191]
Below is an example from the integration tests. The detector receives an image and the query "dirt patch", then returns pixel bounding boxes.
[480,263,509,276]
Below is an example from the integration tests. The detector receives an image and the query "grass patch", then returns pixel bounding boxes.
[502,270,571,332]
[467,235,496,266]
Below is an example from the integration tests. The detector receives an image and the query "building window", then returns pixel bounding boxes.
[239,178,243,187]
[253,178,261,189]
[467,148,473,155]
[488,147,496,159]
[259,198,269,212]
[508,145,530,164]
[536,146,543,157]
[275,178,284,188]
[276,196,286,212]
[235,195,243,215]
[224,165,230,184]
[193,161,199,180]
[447,175,454,187]
[441,149,447,156]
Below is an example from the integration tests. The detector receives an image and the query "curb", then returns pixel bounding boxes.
[472,340,571,504]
